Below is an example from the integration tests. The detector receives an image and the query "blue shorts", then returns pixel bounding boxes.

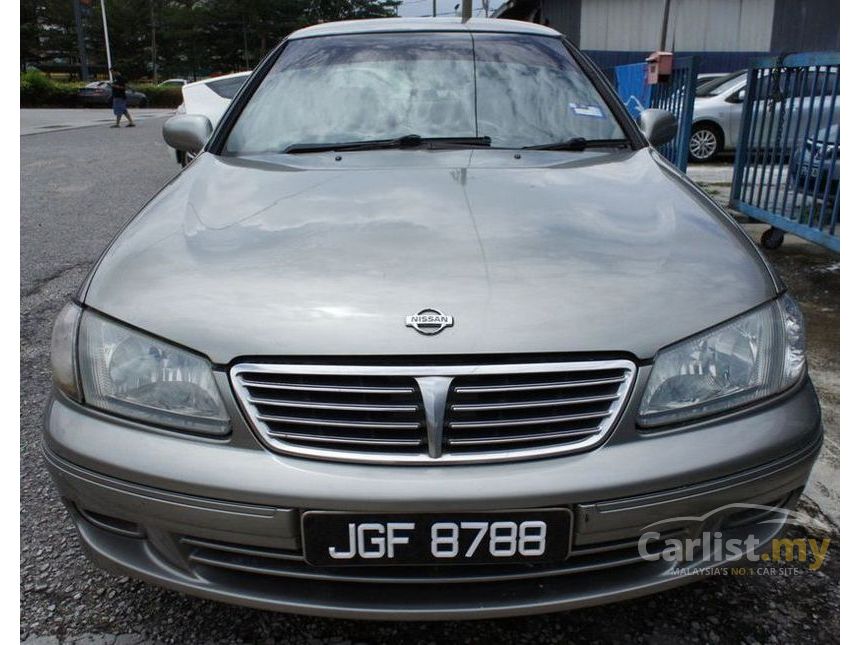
[112,98,128,116]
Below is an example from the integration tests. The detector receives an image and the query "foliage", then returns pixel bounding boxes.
[303,0,402,22]
[134,84,183,107]
[20,69,184,108]
[20,70,82,107]
[22,0,402,81]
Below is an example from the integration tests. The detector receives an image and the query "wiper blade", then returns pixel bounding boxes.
[283,134,492,154]
[523,138,630,151]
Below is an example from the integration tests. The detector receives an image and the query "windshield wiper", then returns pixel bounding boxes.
[283,134,492,154]
[523,137,631,151]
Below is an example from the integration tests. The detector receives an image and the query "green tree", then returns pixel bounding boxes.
[304,0,400,22]
[21,0,41,69]
[22,0,404,80]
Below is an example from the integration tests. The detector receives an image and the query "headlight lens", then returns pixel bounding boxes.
[638,294,805,427]
[78,310,229,435]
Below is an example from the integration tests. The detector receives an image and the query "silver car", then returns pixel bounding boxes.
[690,69,840,162]
[46,18,822,619]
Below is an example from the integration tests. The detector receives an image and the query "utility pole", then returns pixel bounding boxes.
[461,0,472,22]
[432,0,436,17]
[150,0,158,83]
[482,0,490,17]
[243,14,250,69]
[99,0,113,81]
[73,0,90,81]
[659,0,671,50]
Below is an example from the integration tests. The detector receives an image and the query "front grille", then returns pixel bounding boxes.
[231,360,635,464]
[232,371,426,454]
[446,367,630,454]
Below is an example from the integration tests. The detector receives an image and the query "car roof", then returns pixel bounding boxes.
[288,17,561,40]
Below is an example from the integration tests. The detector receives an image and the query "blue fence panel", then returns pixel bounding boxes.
[614,62,651,117]
[648,56,698,172]
[613,57,698,172]
[730,52,839,252]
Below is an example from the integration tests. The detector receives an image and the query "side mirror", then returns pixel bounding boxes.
[637,108,678,147]
[735,89,747,103]
[163,114,213,154]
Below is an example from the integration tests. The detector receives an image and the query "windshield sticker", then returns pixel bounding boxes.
[569,103,605,118]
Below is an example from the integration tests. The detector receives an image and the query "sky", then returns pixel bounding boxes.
[396,0,506,18]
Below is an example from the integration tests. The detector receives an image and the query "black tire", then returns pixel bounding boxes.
[139,98,149,108]
[688,123,723,163]
[760,227,785,250]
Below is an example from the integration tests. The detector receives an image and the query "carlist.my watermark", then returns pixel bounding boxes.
[636,503,833,575]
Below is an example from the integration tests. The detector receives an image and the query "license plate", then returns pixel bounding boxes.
[302,509,572,566]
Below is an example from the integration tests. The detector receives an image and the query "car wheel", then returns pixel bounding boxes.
[139,98,149,108]
[689,124,722,163]
[760,227,785,250]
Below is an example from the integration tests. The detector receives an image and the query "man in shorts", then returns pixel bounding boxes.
[110,67,135,128]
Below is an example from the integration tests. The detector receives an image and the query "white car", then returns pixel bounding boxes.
[695,72,727,87]
[172,71,252,165]
[157,78,188,87]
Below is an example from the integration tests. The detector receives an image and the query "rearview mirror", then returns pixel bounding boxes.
[163,114,213,154]
[637,109,678,147]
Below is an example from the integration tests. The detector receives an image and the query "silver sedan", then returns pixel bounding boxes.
[45,18,821,619]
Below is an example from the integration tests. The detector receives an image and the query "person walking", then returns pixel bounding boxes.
[110,67,135,128]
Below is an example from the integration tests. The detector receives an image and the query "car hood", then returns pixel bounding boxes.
[84,148,776,363]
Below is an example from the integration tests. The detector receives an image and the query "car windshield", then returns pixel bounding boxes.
[207,74,249,99]
[696,71,745,97]
[224,32,626,154]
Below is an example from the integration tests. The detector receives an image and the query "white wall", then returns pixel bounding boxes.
[578,0,775,51]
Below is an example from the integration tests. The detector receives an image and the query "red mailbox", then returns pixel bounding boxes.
[646,51,673,84]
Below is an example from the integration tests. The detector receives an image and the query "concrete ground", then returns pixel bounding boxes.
[20,112,839,644]
[20,108,175,136]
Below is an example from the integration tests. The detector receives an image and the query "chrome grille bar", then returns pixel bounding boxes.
[448,427,602,445]
[267,432,423,447]
[230,359,636,465]
[239,378,415,395]
[450,393,619,412]
[448,411,610,429]
[250,398,419,413]
[453,375,627,394]
[257,415,422,431]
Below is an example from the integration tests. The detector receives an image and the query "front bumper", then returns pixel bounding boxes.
[43,378,823,619]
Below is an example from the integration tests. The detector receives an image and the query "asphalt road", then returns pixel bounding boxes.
[20,112,839,644]
[20,108,176,136]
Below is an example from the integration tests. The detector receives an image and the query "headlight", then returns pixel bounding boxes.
[78,310,229,435]
[50,303,83,401]
[638,294,805,427]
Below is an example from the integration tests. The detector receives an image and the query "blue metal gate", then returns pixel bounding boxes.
[614,57,698,172]
[730,52,839,252]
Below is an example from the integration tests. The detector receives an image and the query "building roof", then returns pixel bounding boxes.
[288,17,560,40]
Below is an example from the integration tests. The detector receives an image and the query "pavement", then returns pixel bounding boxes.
[20,108,176,136]
[686,159,735,185]
[20,110,840,644]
